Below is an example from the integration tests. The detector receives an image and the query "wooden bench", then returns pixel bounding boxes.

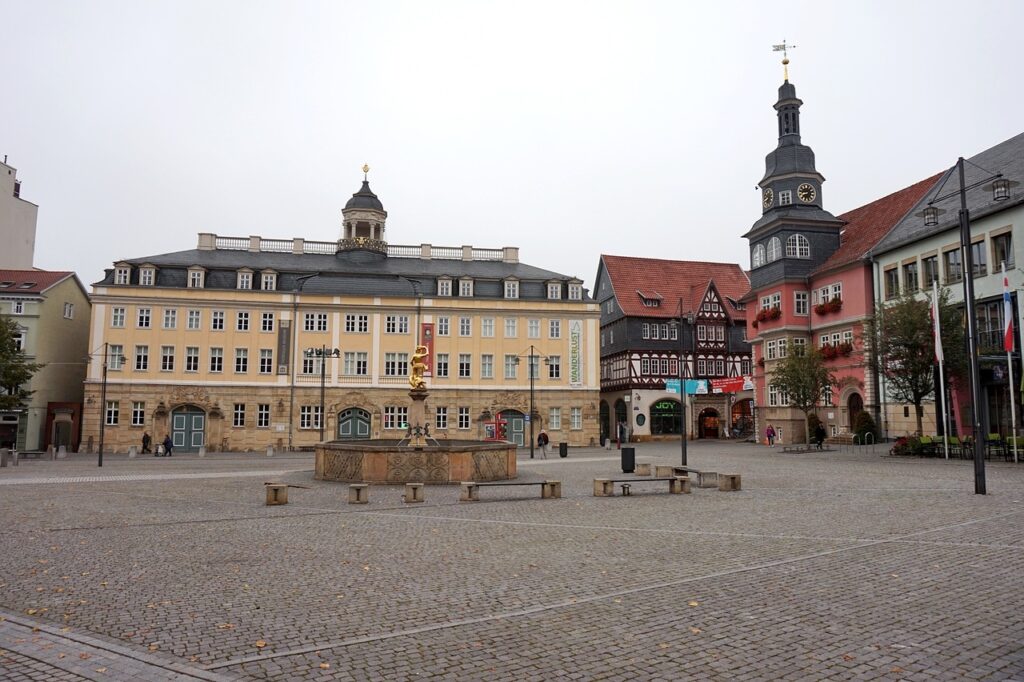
[593,476,690,497]
[460,480,561,502]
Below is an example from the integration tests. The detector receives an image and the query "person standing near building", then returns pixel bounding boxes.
[141,432,152,454]
[537,430,549,459]
[814,423,827,451]
[766,424,776,448]
[162,434,173,457]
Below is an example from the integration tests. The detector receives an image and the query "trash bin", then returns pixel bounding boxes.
[559,442,568,458]
[621,447,635,473]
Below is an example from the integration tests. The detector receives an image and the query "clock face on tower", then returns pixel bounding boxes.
[762,188,774,208]
[798,183,816,203]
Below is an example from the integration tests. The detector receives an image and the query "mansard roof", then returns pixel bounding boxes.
[599,255,749,319]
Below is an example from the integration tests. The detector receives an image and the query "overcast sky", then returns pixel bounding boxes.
[4,1,1023,292]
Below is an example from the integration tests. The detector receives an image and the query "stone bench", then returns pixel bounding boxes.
[349,483,370,504]
[460,480,561,502]
[593,476,690,497]
[403,482,425,503]
[655,466,718,488]
[265,483,289,506]
[718,473,742,492]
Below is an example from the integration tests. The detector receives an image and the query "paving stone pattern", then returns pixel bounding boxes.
[0,446,1022,680]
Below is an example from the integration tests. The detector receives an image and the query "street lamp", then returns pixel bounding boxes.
[669,302,695,467]
[514,345,549,459]
[304,346,341,442]
[95,343,108,467]
[923,157,1014,495]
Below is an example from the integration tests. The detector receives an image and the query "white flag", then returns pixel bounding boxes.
[931,281,943,363]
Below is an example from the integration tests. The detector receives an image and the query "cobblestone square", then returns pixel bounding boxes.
[0,442,1022,680]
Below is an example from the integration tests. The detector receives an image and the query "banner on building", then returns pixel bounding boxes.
[684,379,708,395]
[569,320,583,387]
[711,377,746,394]
[421,322,434,376]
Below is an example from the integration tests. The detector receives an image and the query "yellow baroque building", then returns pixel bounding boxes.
[83,178,600,453]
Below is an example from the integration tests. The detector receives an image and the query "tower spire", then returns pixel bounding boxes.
[772,41,797,81]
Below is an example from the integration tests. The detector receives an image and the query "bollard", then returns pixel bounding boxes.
[57,445,67,459]
[11,450,17,467]
[635,463,651,476]
[128,445,137,459]
[0,448,7,468]
[266,445,274,458]
[349,484,369,504]
[403,482,425,503]
[48,445,56,461]
[198,446,206,458]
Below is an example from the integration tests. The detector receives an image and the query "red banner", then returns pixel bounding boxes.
[421,322,434,376]
[710,377,746,394]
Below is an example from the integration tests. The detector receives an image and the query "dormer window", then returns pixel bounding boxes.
[237,271,253,290]
[779,190,793,206]
[547,283,561,300]
[637,290,662,308]
[459,278,473,297]
[504,280,519,299]
[437,278,452,297]
[568,283,582,301]
[261,272,277,291]
[115,267,130,285]
[188,269,205,289]
[140,267,155,286]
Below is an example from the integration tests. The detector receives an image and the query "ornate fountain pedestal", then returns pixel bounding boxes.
[313,345,518,484]
[314,440,517,484]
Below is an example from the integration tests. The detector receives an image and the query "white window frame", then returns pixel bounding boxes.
[570,407,582,430]
[233,403,246,428]
[785,234,810,258]
[435,406,448,430]
[458,407,470,430]
[131,401,145,426]
[235,348,248,373]
[160,345,175,371]
[63,302,75,319]
[779,190,793,206]
[459,317,472,337]
[261,312,274,332]
[549,319,561,339]
[257,404,271,428]
[259,349,273,374]
[435,353,449,378]
[114,267,130,285]
[187,309,201,330]
[437,279,452,297]
[163,308,177,329]
[237,311,250,332]
[549,407,561,430]
[137,307,151,329]
[210,347,223,373]
[547,283,561,300]
[109,344,124,370]
[794,291,809,316]
[105,400,119,426]
[504,318,517,338]
[135,345,149,371]
[459,279,473,297]
[504,280,519,299]
[185,346,199,372]
[481,318,495,338]
[528,318,540,339]
[345,314,369,333]
[211,311,225,331]
[437,316,450,336]
[188,270,204,288]
[111,306,125,327]
[458,353,471,378]
[140,268,155,286]
[568,283,582,300]
[261,273,277,291]
[481,354,494,379]
[766,237,782,262]
[237,271,252,290]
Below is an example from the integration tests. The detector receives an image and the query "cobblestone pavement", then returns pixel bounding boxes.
[0,444,1022,680]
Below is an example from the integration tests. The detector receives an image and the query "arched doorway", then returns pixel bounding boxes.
[698,407,720,439]
[848,393,864,429]
[170,405,205,453]
[498,409,525,446]
[650,399,681,435]
[599,401,610,443]
[337,408,371,440]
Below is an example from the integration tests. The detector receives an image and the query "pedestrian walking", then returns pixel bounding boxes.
[141,432,152,454]
[162,434,173,457]
[766,424,776,448]
[814,423,827,451]
[537,430,549,459]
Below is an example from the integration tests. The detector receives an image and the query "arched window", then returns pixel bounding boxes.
[786,234,810,258]
[766,237,782,262]
[752,244,766,268]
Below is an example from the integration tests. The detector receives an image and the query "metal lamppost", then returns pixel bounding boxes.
[922,157,1014,495]
[515,345,548,459]
[304,346,340,442]
[97,342,108,467]
[670,303,695,467]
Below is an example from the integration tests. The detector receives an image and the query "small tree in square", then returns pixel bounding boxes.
[867,288,965,436]
[770,345,836,444]
[0,315,42,410]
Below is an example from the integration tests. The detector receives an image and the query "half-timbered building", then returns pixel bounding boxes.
[594,256,751,442]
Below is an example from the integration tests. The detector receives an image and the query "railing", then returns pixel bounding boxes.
[304,241,336,255]
[259,239,293,252]
[429,246,463,260]
[215,237,249,250]
[471,248,504,260]
[387,245,420,258]
[206,234,507,261]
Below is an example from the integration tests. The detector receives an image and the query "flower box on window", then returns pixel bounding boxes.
[814,296,843,315]
[820,345,839,360]
[755,307,782,323]
[751,319,759,329]
[838,341,854,356]
[757,357,765,367]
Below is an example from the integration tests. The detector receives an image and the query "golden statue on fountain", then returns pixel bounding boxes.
[409,345,429,390]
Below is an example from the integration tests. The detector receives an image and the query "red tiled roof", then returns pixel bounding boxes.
[813,173,943,275]
[601,256,750,319]
[0,269,75,294]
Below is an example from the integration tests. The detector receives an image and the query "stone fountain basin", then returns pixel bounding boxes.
[314,440,517,484]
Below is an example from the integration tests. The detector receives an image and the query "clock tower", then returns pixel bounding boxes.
[744,63,843,289]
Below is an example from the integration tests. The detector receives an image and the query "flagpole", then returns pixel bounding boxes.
[1004,262,1018,464]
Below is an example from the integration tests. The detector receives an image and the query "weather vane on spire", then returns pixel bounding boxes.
[772,40,797,81]
[362,164,370,181]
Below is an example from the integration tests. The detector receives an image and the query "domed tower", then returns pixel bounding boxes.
[338,165,388,255]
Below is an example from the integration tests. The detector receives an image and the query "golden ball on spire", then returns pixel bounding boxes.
[362,164,370,174]
[782,57,790,65]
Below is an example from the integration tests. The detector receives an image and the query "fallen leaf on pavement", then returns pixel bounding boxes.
[688,601,699,607]
[255,640,267,649]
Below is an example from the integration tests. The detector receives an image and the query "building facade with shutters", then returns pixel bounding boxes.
[595,255,752,443]
[82,178,601,453]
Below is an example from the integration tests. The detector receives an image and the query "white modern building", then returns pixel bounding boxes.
[0,158,38,270]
